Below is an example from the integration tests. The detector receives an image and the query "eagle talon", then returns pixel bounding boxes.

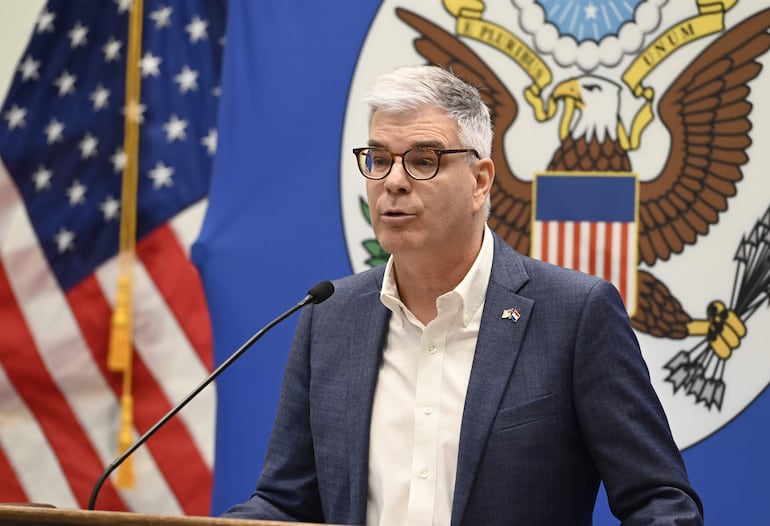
[688,300,746,360]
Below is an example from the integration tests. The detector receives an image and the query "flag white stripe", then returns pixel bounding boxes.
[169,198,208,257]
[578,221,591,274]
[595,222,606,279]
[563,221,575,268]
[547,221,558,263]
[610,222,621,290]
[626,222,637,314]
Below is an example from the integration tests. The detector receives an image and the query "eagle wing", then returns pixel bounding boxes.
[396,8,531,255]
[639,8,770,266]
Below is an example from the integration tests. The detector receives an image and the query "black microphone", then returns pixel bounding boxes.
[87,280,335,510]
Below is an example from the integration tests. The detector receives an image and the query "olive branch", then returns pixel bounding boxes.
[360,196,389,267]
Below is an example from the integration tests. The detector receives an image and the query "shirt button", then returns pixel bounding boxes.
[428,345,437,354]
[419,468,430,479]
[423,406,433,415]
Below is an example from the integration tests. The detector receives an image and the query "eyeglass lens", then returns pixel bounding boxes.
[358,148,439,180]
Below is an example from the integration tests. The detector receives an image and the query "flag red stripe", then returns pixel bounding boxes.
[67,275,211,516]
[571,222,580,270]
[603,224,612,283]
[0,263,128,510]
[0,444,27,502]
[557,221,565,267]
[619,222,629,304]
[588,222,597,276]
[541,221,550,261]
[138,225,213,371]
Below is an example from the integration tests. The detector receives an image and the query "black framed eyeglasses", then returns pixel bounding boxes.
[352,147,480,181]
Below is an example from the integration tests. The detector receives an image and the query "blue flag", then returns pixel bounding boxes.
[194,0,382,513]
[197,1,770,522]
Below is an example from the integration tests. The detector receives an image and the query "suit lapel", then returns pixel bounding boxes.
[451,236,534,525]
[344,274,389,523]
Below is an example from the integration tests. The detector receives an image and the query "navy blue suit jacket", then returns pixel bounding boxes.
[224,234,703,525]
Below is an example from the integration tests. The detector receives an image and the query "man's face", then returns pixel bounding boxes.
[365,106,491,263]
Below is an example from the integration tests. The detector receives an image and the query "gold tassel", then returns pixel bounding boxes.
[116,376,135,488]
[110,0,143,490]
[107,274,132,371]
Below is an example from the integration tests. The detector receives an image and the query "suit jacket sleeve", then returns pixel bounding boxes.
[573,279,703,524]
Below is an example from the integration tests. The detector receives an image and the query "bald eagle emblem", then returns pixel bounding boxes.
[347,2,770,419]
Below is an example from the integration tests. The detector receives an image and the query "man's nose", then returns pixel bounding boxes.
[383,156,412,191]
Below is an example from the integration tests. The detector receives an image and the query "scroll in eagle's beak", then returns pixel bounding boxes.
[551,77,584,140]
[552,78,585,109]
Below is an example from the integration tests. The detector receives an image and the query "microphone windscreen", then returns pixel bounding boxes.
[307,280,334,304]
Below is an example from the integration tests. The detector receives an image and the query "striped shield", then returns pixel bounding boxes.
[531,173,639,315]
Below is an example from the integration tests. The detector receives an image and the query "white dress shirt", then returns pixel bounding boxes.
[367,226,494,526]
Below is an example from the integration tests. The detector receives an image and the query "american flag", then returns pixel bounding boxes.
[0,0,225,514]
[532,173,639,314]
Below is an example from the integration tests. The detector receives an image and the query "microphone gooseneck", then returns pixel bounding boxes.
[87,281,335,510]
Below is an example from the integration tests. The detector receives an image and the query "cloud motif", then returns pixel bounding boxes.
[513,0,667,70]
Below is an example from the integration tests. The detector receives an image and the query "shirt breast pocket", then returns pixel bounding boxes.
[490,392,558,433]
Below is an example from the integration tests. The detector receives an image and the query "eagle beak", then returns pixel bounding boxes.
[552,78,585,109]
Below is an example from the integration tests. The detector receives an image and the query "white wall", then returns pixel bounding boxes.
[0,0,46,102]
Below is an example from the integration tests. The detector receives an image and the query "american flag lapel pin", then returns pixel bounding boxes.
[501,308,521,323]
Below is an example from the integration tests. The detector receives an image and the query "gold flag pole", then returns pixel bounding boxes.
[107,0,144,489]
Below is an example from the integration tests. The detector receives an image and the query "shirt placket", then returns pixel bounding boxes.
[405,312,451,525]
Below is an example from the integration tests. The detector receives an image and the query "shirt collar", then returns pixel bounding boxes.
[380,225,494,327]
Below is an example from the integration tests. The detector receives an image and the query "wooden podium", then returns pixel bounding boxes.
[0,505,326,526]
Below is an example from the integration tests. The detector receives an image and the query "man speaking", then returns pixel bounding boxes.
[222,65,703,525]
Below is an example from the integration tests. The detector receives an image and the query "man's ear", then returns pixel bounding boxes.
[473,157,495,210]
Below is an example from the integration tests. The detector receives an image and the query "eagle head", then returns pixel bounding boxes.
[552,75,622,144]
